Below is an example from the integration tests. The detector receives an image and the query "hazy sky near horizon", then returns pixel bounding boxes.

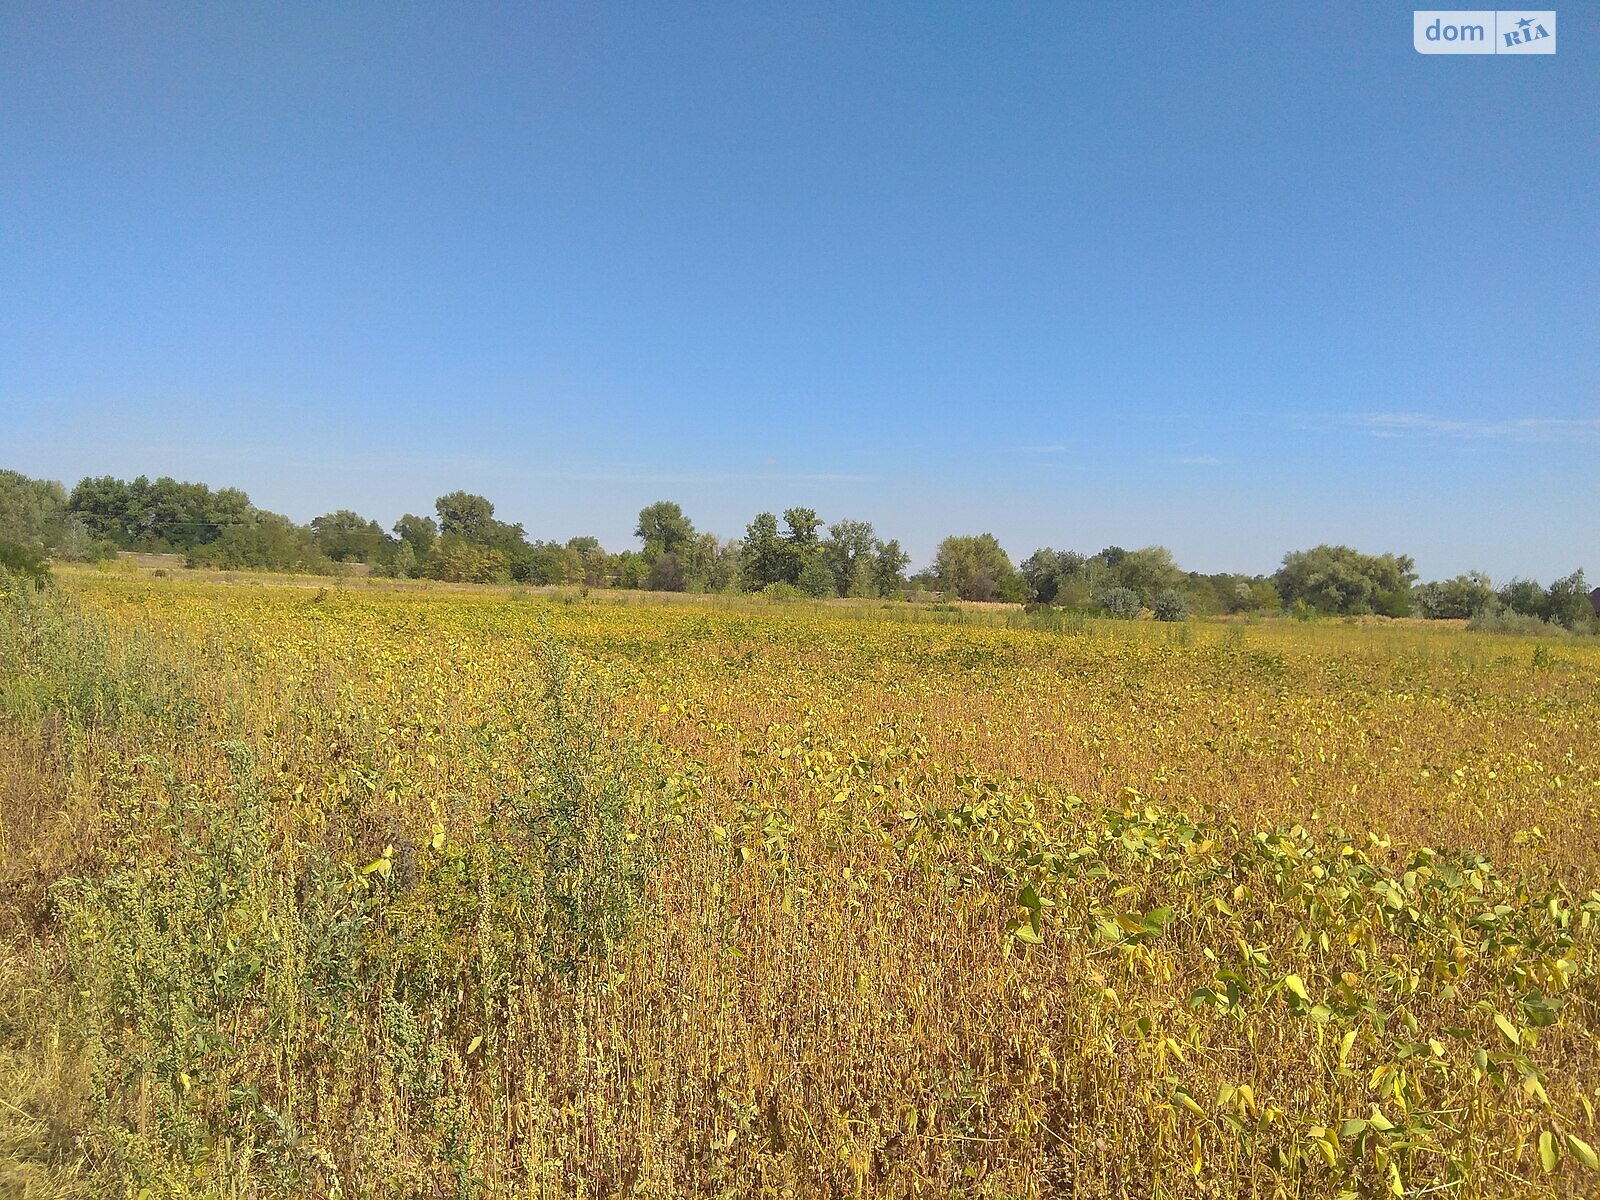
[3,3,1596,579]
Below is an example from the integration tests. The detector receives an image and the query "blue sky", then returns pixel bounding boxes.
[3,2,1595,579]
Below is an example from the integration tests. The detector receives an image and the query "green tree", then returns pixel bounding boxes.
[821,519,876,597]
[504,541,571,585]
[393,514,439,561]
[66,475,134,542]
[1020,548,1087,605]
[844,556,877,598]
[1274,545,1417,616]
[934,534,1022,602]
[310,510,393,563]
[1248,579,1281,612]
[613,550,649,589]
[0,469,101,559]
[871,539,911,598]
[210,487,253,528]
[1497,578,1549,620]
[1414,571,1496,619]
[782,507,823,550]
[143,477,235,548]
[676,533,739,593]
[777,507,824,585]
[186,512,332,573]
[389,541,418,578]
[68,474,248,550]
[1546,569,1591,630]
[634,502,695,559]
[741,513,788,590]
[1111,546,1183,605]
[434,492,498,542]
[427,535,509,583]
[565,536,610,586]
[646,551,687,592]
[796,555,837,598]
[0,538,51,586]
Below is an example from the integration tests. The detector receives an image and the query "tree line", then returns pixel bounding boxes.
[0,467,1591,629]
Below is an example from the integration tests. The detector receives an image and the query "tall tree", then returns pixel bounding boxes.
[434,492,497,542]
[934,534,1022,602]
[821,519,876,597]
[187,511,331,573]
[1414,571,1496,619]
[67,475,134,542]
[635,501,695,558]
[872,539,911,598]
[0,469,69,547]
[68,474,248,549]
[1020,548,1088,604]
[393,514,439,560]
[1111,546,1183,605]
[777,508,824,585]
[741,513,788,589]
[1275,545,1417,616]
[782,507,823,551]
[1546,569,1591,629]
[310,510,393,563]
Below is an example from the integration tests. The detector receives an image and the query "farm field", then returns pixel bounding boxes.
[2,573,1598,1199]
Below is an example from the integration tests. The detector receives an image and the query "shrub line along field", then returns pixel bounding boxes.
[1,570,1597,1198]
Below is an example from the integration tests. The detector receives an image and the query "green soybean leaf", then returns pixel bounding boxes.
[1567,1133,1599,1171]
[1538,1131,1559,1173]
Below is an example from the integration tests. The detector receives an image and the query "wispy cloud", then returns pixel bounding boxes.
[1340,413,1600,443]
[1173,455,1222,466]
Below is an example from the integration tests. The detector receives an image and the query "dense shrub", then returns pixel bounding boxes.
[1095,586,1142,619]
[0,541,50,588]
[1414,572,1496,619]
[1153,588,1191,622]
[1466,606,1569,637]
[796,555,839,598]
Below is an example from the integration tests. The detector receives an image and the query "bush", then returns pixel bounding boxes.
[1546,569,1591,630]
[933,534,1022,602]
[1153,588,1191,622]
[1414,572,1496,619]
[796,555,838,599]
[0,539,50,588]
[646,551,686,592]
[1497,578,1549,621]
[1095,586,1142,620]
[1466,606,1568,637]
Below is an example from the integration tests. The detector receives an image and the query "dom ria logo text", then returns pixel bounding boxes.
[1414,10,1556,54]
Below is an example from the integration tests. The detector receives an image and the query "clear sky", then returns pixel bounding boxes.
[3,3,1595,580]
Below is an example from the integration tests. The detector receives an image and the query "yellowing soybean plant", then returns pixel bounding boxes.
[3,573,1598,1199]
